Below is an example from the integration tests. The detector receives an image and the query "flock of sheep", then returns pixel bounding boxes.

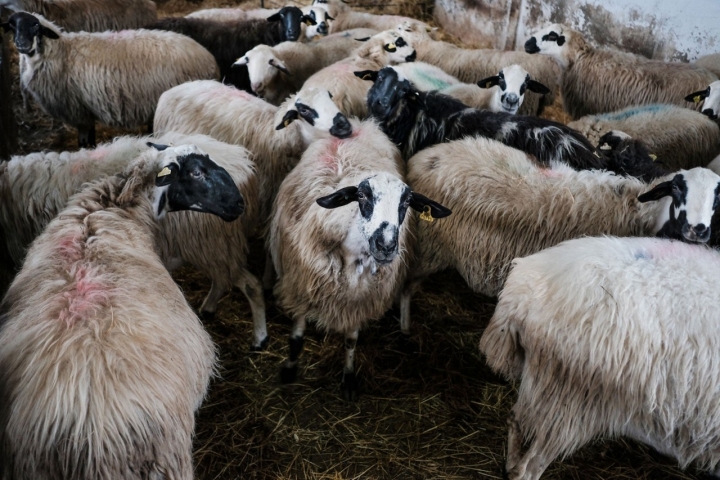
[1,0,720,478]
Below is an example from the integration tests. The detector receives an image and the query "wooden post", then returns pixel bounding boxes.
[0,5,18,160]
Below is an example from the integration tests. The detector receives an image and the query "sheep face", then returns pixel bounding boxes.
[685,81,720,120]
[276,88,352,140]
[639,168,720,244]
[361,67,413,121]
[382,33,416,64]
[316,173,451,265]
[303,6,332,40]
[149,143,245,222]
[477,64,551,114]
[267,6,315,42]
[525,24,569,66]
[235,45,289,97]
[2,12,59,57]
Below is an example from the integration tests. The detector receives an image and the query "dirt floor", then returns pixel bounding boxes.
[0,0,709,478]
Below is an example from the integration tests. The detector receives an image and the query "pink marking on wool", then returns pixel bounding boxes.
[56,231,85,265]
[224,88,254,100]
[57,265,111,327]
[538,167,565,179]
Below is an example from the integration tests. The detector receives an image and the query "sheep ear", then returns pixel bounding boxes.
[477,75,500,89]
[637,181,673,203]
[301,15,317,26]
[354,36,371,42]
[269,58,291,76]
[326,14,335,21]
[316,186,359,209]
[155,163,179,187]
[354,70,378,82]
[557,35,565,46]
[685,88,710,103]
[276,109,299,130]
[409,192,452,219]
[146,142,170,151]
[527,79,551,94]
[41,26,59,39]
[233,56,249,67]
[266,12,281,22]
[1,22,12,33]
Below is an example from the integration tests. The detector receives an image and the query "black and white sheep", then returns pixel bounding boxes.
[525,24,719,119]
[0,143,243,479]
[360,66,602,167]
[686,80,720,121]
[481,235,720,479]
[269,120,450,399]
[148,7,315,92]
[2,12,219,147]
[0,0,157,32]
[399,136,720,333]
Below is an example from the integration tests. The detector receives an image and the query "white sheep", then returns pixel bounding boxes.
[3,12,219,147]
[301,29,417,118]
[525,24,719,119]
[186,7,278,22]
[569,104,720,170]
[269,120,450,399]
[480,235,720,479]
[235,28,378,105]
[399,136,720,334]
[685,80,720,121]
[0,132,268,348]
[695,52,720,77]
[0,143,244,479]
[0,0,157,32]
[397,23,559,116]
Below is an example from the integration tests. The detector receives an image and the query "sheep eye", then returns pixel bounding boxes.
[190,169,204,179]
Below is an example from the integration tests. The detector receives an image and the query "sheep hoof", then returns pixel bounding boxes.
[250,336,269,352]
[199,310,216,322]
[341,372,359,401]
[280,364,298,384]
[398,333,418,354]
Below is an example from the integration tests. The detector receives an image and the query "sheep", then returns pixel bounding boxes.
[480,235,720,479]
[0,143,244,480]
[0,132,269,348]
[155,81,353,224]
[300,30,417,118]
[695,52,720,77]
[569,104,720,170]
[326,7,431,36]
[2,12,219,148]
[148,7,314,92]
[398,136,720,333]
[593,130,671,183]
[0,0,157,32]
[397,23,559,116]
[235,28,379,106]
[685,80,720,121]
[302,5,334,40]
[360,66,603,167]
[187,7,279,22]
[525,24,719,119]
[269,119,450,399]
[392,62,551,114]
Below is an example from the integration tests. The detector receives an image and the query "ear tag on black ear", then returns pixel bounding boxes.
[694,95,702,104]
[599,142,611,150]
[362,73,372,80]
[157,167,172,178]
[284,119,292,127]
[649,154,658,161]
[420,205,434,223]
[486,81,493,88]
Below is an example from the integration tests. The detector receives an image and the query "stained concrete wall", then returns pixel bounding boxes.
[435,0,720,61]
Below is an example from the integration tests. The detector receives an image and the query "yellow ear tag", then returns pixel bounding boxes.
[649,153,657,161]
[157,166,172,178]
[694,95,702,104]
[486,82,492,88]
[420,205,434,223]
[363,74,372,80]
[284,119,292,127]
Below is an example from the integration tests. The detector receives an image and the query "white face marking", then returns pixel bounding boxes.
[678,168,720,235]
[701,80,720,119]
[492,64,531,114]
[236,45,279,96]
[528,24,569,67]
[372,31,416,65]
[291,87,349,145]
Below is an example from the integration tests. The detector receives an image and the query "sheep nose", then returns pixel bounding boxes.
[694,224,708,236]
[505,93,519,105]
[372,236,397,255]
[525,37,540,54]
[330,113,352,138]
[317,23,328,34]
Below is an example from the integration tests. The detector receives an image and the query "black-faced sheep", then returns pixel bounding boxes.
[2,12,219,148]
[0,0,157,32]
[0,143,244,479]
[148,7,315,92]
[269,120,450,399]
[399,136,720,333]
[525,24,719,119]
[360,66,602,168]
[235,28,378,106]
[481,235,720,479]
[569,103,720,170]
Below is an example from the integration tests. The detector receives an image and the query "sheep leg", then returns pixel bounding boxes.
[505,417,559,480]
[399,276,425,335]
[341,329,359,401]
[198,280,229,321]
[234,268,268,351]
[78,123,96,149]
[505,412,524,475]
[262,251,275,291]
[280,317,306,383]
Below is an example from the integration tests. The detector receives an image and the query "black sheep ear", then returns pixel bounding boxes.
[557,35,565,46]
[326,14,335,21]
[354,70,378,82]
[638,181,673,202]
[269,58,291,76]
[1,22,12,33]
[40,26,59,39]
[275,109,299,130]
[409,191,452,218]
[146,142,170,151]
[354,36,371,42]
[316,186,359,209]
[477,75,500,89]
[301,15,317,26]
[266,12,281,22]
[155,162,179,187]
[685,88,710,103]
[527,79,551,94]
